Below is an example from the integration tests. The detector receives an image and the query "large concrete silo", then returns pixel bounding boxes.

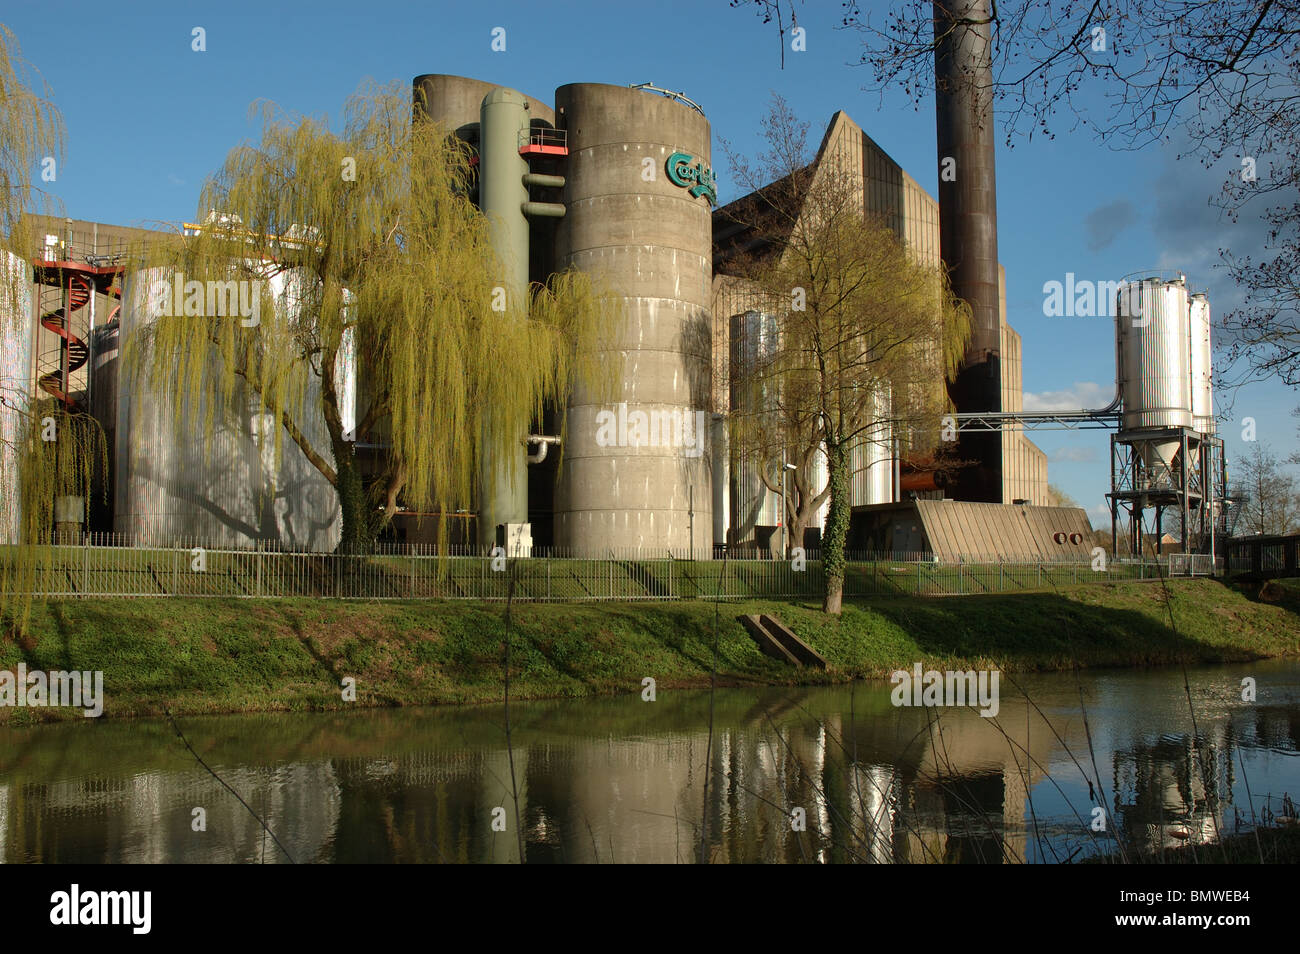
[551,83,713,554]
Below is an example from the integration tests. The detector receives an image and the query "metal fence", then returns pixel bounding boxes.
[2,533,1170,601]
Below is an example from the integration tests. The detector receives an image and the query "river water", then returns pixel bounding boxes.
[2,660,1297,863]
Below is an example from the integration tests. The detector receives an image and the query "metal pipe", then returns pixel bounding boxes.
[521,201,566,218]
[478,87,533,548]
[522,173,565,189]
[524,434,560,464]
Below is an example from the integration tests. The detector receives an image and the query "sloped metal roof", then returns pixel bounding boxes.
[915,501,1095,562]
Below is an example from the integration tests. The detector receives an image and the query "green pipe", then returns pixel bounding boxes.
[521,201,566,218]
[478,88,532,549]
[522,172,566,189]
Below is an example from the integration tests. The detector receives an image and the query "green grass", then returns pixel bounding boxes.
[1,577,1296,724]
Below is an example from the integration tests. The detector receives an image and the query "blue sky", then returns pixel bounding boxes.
[8,0,1297,523]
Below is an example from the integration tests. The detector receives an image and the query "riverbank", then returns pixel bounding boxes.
[2,578,1297,724]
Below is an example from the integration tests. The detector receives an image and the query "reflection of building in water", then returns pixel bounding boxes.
[5,671,1292,864]
[4,764,340,863]
[1113,725,1230,854]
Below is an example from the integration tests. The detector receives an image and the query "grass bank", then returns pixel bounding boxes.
[2,577,1297,724]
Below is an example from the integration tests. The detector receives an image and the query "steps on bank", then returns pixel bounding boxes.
[738,615,828,669]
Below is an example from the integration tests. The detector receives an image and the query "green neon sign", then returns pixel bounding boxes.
[666,152,717,206]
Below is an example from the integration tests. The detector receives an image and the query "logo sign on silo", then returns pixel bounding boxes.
[666,152,717,205]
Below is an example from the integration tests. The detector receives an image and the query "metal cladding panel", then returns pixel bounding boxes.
[553,83,713,553]
[1189,294,1214,434]
[849,416,893,507]
[0,250,33,543]
[114,269,343,549]
[916,501,1093,562]
[1117,279,1193,431]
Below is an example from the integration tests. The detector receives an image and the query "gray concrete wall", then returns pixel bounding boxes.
[413,74,554,139]
[552,83,713,553]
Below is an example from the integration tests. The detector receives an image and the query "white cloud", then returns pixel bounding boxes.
[1049,445,1097,463]
[1023,380,1113,412]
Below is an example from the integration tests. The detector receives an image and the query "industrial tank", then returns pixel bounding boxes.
[1188,292,1214,435]
[413,74,554,140]
[112,267,345,548]
[552,83,713,553]
[0,249,33,543]
[849,390,893,508]
[1116,276,1193,476]
[728,309,781,530]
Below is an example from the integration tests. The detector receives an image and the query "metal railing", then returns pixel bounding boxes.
[1,533,1169,601]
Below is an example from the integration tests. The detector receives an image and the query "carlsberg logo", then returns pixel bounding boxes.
[149,272,262,327]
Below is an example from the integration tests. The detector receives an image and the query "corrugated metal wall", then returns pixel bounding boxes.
[998,265,1048,504]
[917,501,1093,562]
[109,268,346,549]
[0,250,33,543]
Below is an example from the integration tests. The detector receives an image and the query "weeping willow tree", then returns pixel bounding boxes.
[128,81,617,555]
[719,96,970,614]
[0,24,110,625]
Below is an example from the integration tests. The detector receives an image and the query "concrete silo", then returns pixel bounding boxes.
[551,83,714,554]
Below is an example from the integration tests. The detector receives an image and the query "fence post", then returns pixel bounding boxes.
[82,534,89,597]
[999,560,1003,592]
[256,541,263,598]
[958,560,963,595]
[547,556,551,601]
[1073,562,1078,585]
[917,559,922,595]
[1037,562,1042,588]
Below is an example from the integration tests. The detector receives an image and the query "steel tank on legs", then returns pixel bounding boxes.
[1116,276,1193,476]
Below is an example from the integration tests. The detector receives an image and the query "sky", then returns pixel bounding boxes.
[6,0,1297,526]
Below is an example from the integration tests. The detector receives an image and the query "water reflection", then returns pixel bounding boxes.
[1,660,1296,863]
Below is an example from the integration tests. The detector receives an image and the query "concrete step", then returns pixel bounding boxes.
[759,614,828,670]
[737,614,800,666]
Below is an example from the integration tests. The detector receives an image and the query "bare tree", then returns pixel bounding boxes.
[733,1,1300,385]
[1236,440,1300,534]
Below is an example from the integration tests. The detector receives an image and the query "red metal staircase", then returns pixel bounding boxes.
[33,260,123,411]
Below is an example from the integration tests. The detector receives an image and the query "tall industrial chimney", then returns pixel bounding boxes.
[934,0,1003,502]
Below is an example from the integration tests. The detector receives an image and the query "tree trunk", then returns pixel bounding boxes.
[334,441,375,555]
[822,440,850,614]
